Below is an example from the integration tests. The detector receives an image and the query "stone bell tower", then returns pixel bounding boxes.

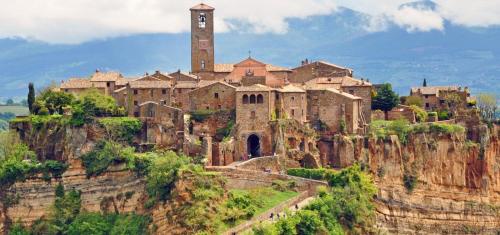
[190,3,215,77]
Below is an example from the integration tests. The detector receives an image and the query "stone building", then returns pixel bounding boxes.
[276,85,307,123]
[60,79,106,95]
[113,78,171,117]
[305,76,372,123]
[222,57,291,87]
[172,80,217,111]
[188,81,236,111]
[306,87,364,134]
[235,84,275,159]
[410,86,470,111]
[289,60,353,84]
[138,102,183,149]
[168,70,198,82]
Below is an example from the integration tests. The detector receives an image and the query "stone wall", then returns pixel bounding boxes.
[188,82,236,111]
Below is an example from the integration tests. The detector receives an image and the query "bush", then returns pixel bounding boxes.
[409,105,427,122]
[80,141,136,177]
[145,151,191,201]
[36,90,74,115]
[403,174,418,192]
[429,123,465,134]
[98,117,142,143]
[76,89,125,117]
[190,109,216,122]
[428,112,437,117]
[287,168,331,180]
[438,110,449,120]
[405,96,423,107]
[222,190,257,224]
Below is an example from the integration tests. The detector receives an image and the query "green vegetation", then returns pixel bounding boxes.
[190,109,216,122]
[371,83,400,117]
[0,143,68,188]
[287,168,334,180]
[80,140,135,177]
[477,93,497,121]
[12,184,150,235]
[409,105,427,122]
[438,110,450,120]
[216,119,235,140]
[405,96,423,107]
[369,119,465,143]
[98,117,142,143]
[256,165,377,234]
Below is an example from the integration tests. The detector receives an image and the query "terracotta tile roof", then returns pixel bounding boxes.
[169,71,198,80]
[129,80,170,89]
[90,71,124,82]
[236,84,271,92]
[214,64,234,73]
[60,79,106,89]
[190,3,215,10]
[116,79,134,86]
[189,81,236,94]
[305,76,371,87]
[278,84,305,93]
[411,86,460,95]
[307,87,362,100]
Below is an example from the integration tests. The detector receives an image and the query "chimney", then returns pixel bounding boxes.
[95,69,100,73]
[145,72,149,76]
[305,58,309,64]
[155,70,160,75]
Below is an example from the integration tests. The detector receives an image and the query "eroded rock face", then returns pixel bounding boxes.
[332,124,500,234]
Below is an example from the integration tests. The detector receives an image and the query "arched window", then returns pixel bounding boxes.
[250,94,256,104]
[243,94,249,104]
[257,94,264,103]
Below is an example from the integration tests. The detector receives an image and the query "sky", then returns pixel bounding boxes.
[1,0,500,44]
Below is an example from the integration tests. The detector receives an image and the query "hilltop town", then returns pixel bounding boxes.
[0,3,498,235]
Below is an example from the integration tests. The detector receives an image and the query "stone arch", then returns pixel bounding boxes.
[257,94,264,103]
[247,134,261,157]
[250,94,256,104]
[243,94,249,104]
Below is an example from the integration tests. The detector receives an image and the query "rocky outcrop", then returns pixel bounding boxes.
[332,124,500,234]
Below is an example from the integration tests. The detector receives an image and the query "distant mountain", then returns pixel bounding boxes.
[0,6,499,100]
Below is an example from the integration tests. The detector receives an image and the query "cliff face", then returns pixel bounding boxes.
[0,123,148,233]
[332,124,500,234]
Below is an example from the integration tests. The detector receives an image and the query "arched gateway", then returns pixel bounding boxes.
[247,134,261,157]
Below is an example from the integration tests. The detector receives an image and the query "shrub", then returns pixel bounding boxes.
[438,110,450,120]
[429,123,465,134]
[405,96,423,107]
[287,168,331,180]
[215,120,234,139]
[222,190,257,224]
[80,141,136,177]
[409,105,428,122]
[403,174,418,192]
[145,151,191,201]
[190,109,216,122]
[428,112,437,117]
[76,89,125,117]
[98,117,142,143]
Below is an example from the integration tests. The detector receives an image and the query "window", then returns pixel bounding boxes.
[257,94,264,103]
[64,89,68,92]
[291,96,295,101]
[276,93,280,99]
[133,89,138,95]
[206,106,209,110]
[162,89,167,95]
[133,112,139,117]
[243,94,249,104]
[349,89,354,95]
[291,109,295,116]
[425,95,429,99]
[199,13,206,28]
[201,60,206,70]
[178,89,182,94]
[218,105,222,110]
[106,82,110,87]
[214,93,219,99]
[250,94,256,104]
[425,103,430,108]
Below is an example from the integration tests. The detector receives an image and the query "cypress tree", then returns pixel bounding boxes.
[28,83,35,114]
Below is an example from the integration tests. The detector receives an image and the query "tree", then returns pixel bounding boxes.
[28,83,35,114]
[6,99,14,106]
[423,78,427,87]
[477,93,497,122]
[372,83,399,119]
[405,96,423,107]
[37,90,74,115]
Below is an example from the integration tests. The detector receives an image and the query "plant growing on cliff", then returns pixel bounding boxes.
[409,105,428,122]
[80,140,136,177]
[98,117,142,143]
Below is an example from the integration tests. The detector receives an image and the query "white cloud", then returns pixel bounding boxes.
[0,0,499,44]
[392,6,444,32]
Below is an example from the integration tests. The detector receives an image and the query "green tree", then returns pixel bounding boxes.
[40,91,74,115]
[405,96,423,107]
[372,83,400,119]
[28,83,35,113]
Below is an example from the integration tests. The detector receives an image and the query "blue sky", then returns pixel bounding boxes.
[1,0,499,44]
